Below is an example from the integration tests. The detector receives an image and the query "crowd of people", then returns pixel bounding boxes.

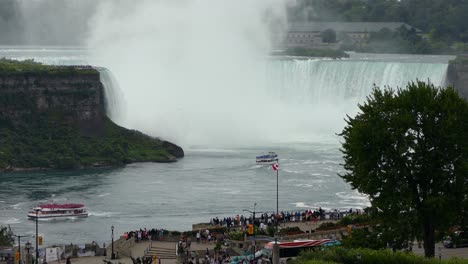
[123,228,168,242]
[209,208,364,230]
[177,230,232,264]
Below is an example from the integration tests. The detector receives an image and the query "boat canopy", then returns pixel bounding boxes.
[37,203,85,209]
[264,239,332,249]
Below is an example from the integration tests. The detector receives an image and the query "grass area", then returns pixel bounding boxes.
[0,58,98,75]
[290,247,468,264]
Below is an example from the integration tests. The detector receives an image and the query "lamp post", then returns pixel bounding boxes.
[274,159,279,232]
[26,241,31,264]
[11,234,30,264]
[243,203,265,257]
[111,226,115,260]
[35,209,39,264]
[272,233,279,264]
[26,241,31,254]
[18,235,21,264]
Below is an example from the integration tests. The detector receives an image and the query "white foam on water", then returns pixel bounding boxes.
[292,202,315,208]
[88,211,119,217]
[11,202,24,209]
[0,217,21,224]
[283,169,302,174]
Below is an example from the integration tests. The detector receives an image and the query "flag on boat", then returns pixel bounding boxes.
[272,163,279,171]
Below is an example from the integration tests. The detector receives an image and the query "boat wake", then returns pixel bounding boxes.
[88,211,118,217]
[0,217,21,224]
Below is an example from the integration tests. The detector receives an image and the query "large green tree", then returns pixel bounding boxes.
[339,81,468,257]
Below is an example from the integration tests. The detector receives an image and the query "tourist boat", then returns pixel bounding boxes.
[256,152,278,164]
[27,203,88,220]
[263,239,336,258]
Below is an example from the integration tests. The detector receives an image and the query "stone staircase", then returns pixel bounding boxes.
[145,244,177,260]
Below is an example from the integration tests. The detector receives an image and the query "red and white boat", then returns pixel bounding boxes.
[28,203,88,220]
[263,239,334,258]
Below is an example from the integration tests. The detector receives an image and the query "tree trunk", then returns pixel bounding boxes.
[422,220,435,257]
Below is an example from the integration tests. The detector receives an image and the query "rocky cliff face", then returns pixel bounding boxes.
[447,56,468,100]
[0,61,183,171]
[0,67,106,134]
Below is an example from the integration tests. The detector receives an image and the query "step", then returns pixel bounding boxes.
[144,253,177,259]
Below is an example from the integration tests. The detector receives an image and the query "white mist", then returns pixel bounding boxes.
[87,0,290,148]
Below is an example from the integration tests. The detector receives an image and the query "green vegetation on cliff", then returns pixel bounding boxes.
[0,59,183,171]
[0,58,97,75]
[0,114,179,170]
[275,48,349,58]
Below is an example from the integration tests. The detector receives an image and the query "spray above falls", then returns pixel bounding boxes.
[86,1,451,148]
[87,0,288,147]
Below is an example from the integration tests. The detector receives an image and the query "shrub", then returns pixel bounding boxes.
[229,232,244,241]
[290,247,468,264]
[280,226,304,236]
[317,222,338,231]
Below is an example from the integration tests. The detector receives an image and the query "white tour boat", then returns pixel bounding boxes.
[256,152,278,164]
[28,203,88,220]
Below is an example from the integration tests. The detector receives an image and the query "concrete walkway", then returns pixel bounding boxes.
[47,239,220,264]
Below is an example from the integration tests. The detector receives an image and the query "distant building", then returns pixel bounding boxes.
[279,22,421,49]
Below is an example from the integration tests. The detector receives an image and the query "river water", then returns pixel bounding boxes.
[0,47,453,246]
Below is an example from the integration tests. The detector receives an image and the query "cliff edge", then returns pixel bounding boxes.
[447,55,468,100]
[0,59,183,171]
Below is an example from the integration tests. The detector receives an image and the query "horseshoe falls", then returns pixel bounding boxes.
[160,56,451,148]
[93,57,451,149]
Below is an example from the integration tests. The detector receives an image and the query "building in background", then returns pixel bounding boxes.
[278,22,421,49]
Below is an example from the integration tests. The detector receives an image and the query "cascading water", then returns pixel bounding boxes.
[97,67,126,124]
[267,58,449,104]
[92,54,451,147]
[256,56,451,144]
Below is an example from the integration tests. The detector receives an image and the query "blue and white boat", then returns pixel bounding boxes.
[256,152,278,164]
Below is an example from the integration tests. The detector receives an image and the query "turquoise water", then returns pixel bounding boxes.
[1,144,360,246]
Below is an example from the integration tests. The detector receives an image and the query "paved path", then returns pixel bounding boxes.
[46,239,220,264]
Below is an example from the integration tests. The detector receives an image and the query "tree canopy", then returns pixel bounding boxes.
[0,226,13,247]
[288,0,468,54]
[339,81,468,257]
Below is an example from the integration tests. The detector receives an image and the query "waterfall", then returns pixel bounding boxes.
[244,57,451,145]
[95,56,450,147]
[98,67,125,124]
[267,58,449,105]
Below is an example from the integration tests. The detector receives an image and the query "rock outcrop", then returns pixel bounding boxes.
[0,66,106,135]
[0,60,183,171]
[447,55,468,100]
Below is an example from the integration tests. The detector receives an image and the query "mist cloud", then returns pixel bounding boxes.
[87,0,288,148]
